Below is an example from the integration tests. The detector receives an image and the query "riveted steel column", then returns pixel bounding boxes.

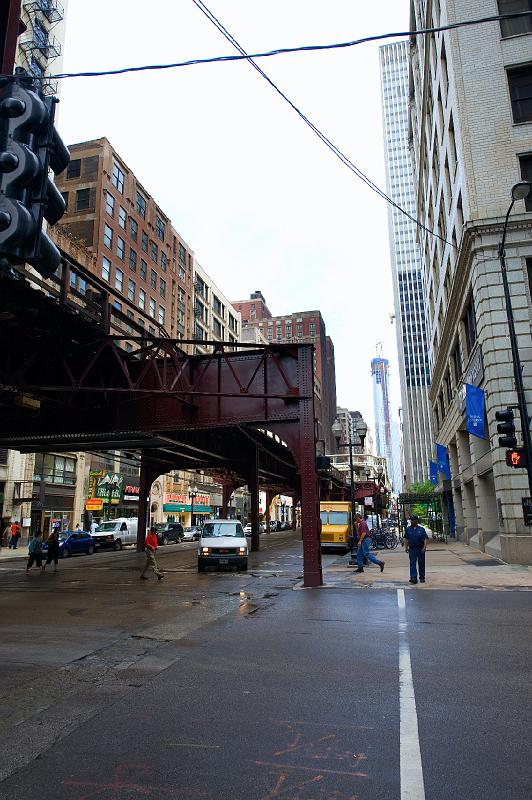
[299,346,322,587]
[249,445,260,552]
[137,458,159,552]
[1,0,22,74]
[222,482,235,518]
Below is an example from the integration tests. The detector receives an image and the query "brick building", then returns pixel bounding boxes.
[232,293,337,453]
[55,138,194,342]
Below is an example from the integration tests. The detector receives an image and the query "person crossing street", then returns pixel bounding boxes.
[140,526,164,581]
[354,513,384,574]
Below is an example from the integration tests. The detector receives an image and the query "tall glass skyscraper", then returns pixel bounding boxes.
[379,41,433,487]
[371,356,401,493]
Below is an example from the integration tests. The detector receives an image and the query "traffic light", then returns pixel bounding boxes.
[0,75,70,278]
[506,448,528,469]
[495,408,517,448]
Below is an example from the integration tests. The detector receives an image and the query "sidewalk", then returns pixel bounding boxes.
[321,538,532,590]
[0,546,28,562]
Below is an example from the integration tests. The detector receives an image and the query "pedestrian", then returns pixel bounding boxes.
[354,513,384,574]
[90,519,98,535]
[26,530,44,573]
[404,514,429,584]
[75,523,81,531]
[1,521,10,550]
[9,521,21,549]
[140,525,164,581]
[42,527,60,573]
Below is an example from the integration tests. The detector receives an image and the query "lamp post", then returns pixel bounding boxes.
[498,181,532,500]
[188,484,198,527]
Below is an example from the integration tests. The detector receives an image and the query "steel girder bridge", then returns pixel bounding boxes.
[0,252,348,586]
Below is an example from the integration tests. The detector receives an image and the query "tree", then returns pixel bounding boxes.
[408,480,435,518]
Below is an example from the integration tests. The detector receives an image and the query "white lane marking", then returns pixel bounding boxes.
[397,589,426,800]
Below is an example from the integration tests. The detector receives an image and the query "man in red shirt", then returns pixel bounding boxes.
[140,526,164,581]
[354,513,384,574]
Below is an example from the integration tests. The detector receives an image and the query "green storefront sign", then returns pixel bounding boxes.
[163,503,212,513]
[90,472,124,504]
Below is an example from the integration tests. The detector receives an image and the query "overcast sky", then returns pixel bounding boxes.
[56,0,410,435]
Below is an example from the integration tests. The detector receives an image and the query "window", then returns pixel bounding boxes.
[61,191,69,210]
[141,231,148,253]
[149,298,156,318]
[150,269,157,290]
[112,162,124,193]
[498,1,532,37]
[118,206,127,229]
[105,192,115,216]
[138,288,145,310]
[75,188,90,211]
[213,318,223,338]
[33,454,76,485]
[117,236,125,260]
[128,278,135,302]
[213,295,224,318]
[130,218,138,241]
[161,251,167,272]
[102,256,111,282]
[150,241,158,262]
[140,259,147,280]
[507,64,532,123]
[519,154,532,210]
[463,296,477,355]
[115,268,123,293]
[156,215,165,241]
[158,306,165,325]
[228,312,237,332]
[114,300,122,311]
[136,191,146,218]
[103,224,113,249]
[445,369,453,404]
[129,248,137,271]
[309,321,316,337]
[160,278,166,299]
[67,159,81,179]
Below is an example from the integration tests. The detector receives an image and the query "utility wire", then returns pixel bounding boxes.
[11,11,529,81]
[190,0,451,245]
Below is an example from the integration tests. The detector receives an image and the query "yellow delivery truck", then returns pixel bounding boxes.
[319,501,352,552]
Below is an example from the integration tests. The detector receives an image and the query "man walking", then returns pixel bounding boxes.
[140,525,164,581]
[354,513,384,574]
[404,514,429,584]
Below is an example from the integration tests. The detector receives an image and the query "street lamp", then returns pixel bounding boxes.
[498,181,532,499]
[188,484,198,527]
[332,418,357,542]
[355,418,368,452]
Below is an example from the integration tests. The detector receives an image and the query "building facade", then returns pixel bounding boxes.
[55,138,195,342]
[371,357,401,492]
[409,0,532,563]
[193,261,241,352]
[17,0,68,95]
[380,40,433,487]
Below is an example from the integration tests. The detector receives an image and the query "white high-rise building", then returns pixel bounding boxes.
[371,357,401,492]
[379,40,433,488]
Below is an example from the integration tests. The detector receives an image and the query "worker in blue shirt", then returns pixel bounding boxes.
[404,515,429,584]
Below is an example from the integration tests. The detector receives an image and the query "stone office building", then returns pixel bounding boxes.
[409,0,532,563]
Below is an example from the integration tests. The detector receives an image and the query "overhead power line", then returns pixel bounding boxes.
[16,11,531,81]
[189,0,451,245]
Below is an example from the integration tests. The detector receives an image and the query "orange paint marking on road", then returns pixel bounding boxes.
[259,771,360,800]
[255,761,367,778]
[62,762,208,800]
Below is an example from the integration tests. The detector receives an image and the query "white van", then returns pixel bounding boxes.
[197,519,248,572]
[92,518,138,551]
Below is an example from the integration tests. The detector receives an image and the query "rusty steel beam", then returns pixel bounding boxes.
[0,0,22,75]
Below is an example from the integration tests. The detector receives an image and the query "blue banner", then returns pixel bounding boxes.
[436,443,451,480]
[429,461,439,485]
[466,383,485,439]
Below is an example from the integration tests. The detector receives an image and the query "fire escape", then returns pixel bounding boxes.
[19,0,64,95]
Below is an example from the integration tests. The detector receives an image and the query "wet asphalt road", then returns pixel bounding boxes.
[0,534,531,799]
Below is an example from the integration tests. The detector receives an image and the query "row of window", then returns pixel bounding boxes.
[104,195,169,272]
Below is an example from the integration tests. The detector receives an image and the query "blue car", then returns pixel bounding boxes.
[42,531,96,559]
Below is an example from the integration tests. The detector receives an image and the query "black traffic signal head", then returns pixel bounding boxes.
[495,407,517,448]
[0,76,70,278]
[506,448,528,469]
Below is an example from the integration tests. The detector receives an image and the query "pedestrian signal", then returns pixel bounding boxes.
[506,448,527,468]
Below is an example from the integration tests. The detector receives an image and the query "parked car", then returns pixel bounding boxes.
[269,520,280,531]
[197,519,247,572]
[244,523,252,535]
[91,518,138,551]
[42,531,95,559]
[155,522,184,544]
[183,526,202,541]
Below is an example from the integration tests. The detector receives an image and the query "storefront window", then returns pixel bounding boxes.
[34,454,76,485]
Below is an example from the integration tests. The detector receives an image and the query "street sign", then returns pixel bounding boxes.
[522,497,532,526]
[506,448,528,468]
[86,498,103,511]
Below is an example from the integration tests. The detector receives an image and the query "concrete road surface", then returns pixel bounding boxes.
[0,533,531,799]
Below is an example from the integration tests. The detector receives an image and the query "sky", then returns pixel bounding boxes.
[55,0,411,435]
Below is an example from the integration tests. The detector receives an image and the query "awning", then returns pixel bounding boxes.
[163,503,212,513]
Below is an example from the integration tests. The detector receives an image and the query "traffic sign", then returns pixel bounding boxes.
[506,448,528,468]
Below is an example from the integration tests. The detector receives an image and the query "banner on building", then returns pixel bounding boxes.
[429,461,439,485]
[465,383,485,439]
[436,443,451,480]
